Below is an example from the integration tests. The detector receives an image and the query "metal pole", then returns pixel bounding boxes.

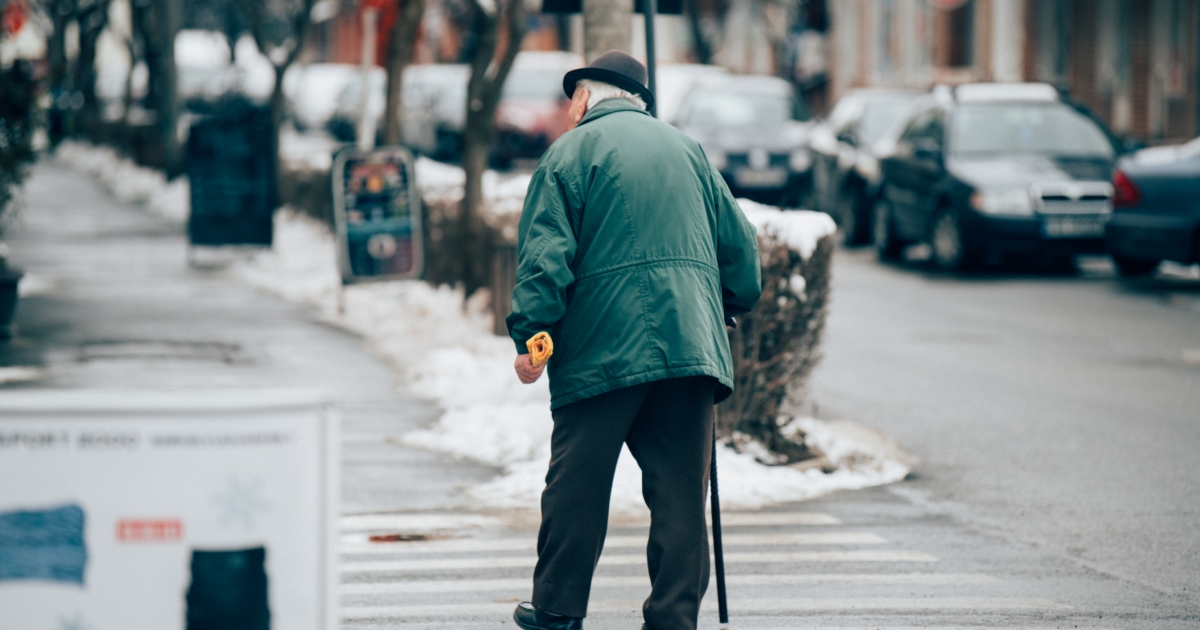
[643,0,657,117]
[710,423,729,626]
[357,7,380,150]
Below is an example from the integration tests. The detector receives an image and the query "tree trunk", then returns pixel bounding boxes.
[383,0,426,146]
[683,0,713,65]
[75,0,112,139]
[583,0,632,62]
[47,0,74,92]
[457,0,526,295]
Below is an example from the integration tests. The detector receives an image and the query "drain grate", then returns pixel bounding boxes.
[78,340,249,364]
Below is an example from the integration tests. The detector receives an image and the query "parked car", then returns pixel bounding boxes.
[874,83,1119,270]
[654,63,729,125]
[284,63,363,133]
[326,64,469,160]
[1104,136,1200,276]
[675,75,814,207]
[492,51,583,167]
[809,88,921,244]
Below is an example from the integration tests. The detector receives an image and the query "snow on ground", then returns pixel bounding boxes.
[55,141,189,223]
[57,143,912,516]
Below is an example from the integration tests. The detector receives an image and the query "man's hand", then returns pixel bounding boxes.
[514,353,545,384]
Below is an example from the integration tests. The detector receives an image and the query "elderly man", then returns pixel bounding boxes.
[507,50,761,630]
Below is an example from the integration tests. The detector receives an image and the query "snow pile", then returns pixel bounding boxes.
[231,210,912,516]
[55,141,189,223]
[738,199,838,259]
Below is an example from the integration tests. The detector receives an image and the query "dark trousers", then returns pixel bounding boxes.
[532,376,715,630]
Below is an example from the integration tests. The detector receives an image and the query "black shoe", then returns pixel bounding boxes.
[513,601,582,630]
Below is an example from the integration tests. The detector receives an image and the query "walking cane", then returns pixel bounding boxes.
[711,426,730,627]
[711,316,736,627]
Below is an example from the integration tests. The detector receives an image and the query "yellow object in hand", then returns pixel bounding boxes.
[526,332,554,368]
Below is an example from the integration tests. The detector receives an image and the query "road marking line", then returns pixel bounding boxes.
[339,572,999,595]
[340,513,503,532]
[341,597,1067,619]
[341,532,886,555]
[340,550,936,573]
[709,512,841,526]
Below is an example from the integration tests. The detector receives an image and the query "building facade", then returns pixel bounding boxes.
[829,0,1199,143]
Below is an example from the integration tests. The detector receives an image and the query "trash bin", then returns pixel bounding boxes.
[186,102,275,247]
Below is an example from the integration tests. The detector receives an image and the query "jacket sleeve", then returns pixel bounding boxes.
[709,161,762,318]
[506,164,580,354]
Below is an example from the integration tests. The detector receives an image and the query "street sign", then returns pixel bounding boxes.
[332,146,424,283]
[0,390,340,630]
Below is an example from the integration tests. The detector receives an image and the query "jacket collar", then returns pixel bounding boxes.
[577,98,651,127]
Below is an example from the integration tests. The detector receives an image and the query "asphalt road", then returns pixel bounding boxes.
[809,247,1200,609]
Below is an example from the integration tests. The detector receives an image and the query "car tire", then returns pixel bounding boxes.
[930,207,977,271]
[839,190,872,246]
[874,198,906,260]
[1112,255,1160,277]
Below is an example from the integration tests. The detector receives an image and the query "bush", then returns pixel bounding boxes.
[718,229,834,464]
[0,61,39,235]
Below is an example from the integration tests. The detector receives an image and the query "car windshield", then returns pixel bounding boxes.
[950,103,1115,158]
[686,90,792,129]
[859,99,915,144]
[502,71,564,100]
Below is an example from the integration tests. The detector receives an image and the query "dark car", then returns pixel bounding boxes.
[1105,137,1200,276]
[874,83,1119,270]
[675,75,813,207]
[810,89,921,244]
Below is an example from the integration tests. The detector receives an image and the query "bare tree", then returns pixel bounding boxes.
[382,0,426,146]
[241,0,317,201]
[131,0,182,175]
[456,0,526,295]
[73,0,113,136]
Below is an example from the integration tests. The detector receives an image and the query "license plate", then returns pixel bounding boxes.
[1042,215,1107,238]
[734,167,788,188]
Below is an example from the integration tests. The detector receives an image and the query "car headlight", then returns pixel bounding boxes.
[704,147,728,171]
[789,149,811,172]
[970,189,1034,215]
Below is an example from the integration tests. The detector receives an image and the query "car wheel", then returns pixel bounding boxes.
[1112,255,1160,277]
[874,198,906,260]
[930,207,976,271]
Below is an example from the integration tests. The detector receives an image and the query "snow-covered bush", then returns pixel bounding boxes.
[721,202,837,463]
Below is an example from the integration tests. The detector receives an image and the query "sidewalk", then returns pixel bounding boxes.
[0,160,495,514]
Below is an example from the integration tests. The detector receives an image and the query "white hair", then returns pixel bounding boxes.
[577,79,647,111]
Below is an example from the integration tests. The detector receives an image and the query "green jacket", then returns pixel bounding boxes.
[507,98,761,409]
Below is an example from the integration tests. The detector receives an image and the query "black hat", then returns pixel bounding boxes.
[563,50,655,110]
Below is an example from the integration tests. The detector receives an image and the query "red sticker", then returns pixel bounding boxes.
[116,518,183,541]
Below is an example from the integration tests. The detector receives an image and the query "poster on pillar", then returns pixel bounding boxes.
[332,146,425,283]
[0,390,340,630]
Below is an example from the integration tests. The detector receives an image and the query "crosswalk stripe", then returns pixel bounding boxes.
[341,513,503,532]
[339,511,841,534]
[340,550,937,573]
[708,512,841,526]
[341,597,1067,619]
[339,572,999,595]
[341,532,887,555]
